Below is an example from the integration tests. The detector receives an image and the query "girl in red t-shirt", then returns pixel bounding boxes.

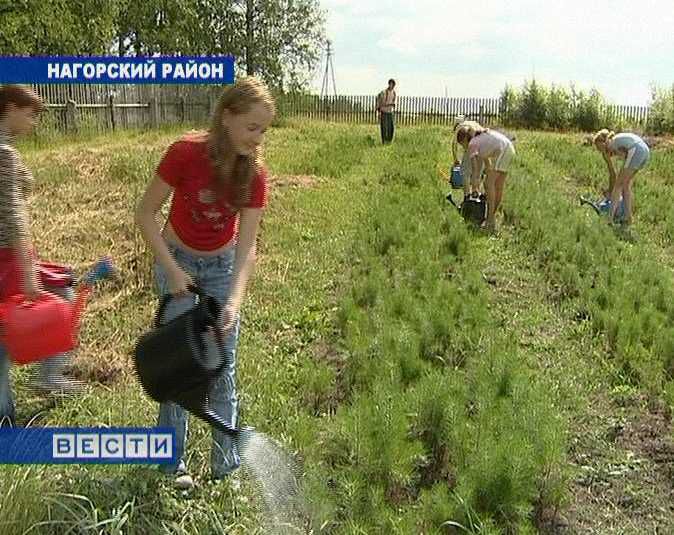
[135,77,275,489]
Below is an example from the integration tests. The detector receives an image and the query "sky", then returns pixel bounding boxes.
[310,0,674,106]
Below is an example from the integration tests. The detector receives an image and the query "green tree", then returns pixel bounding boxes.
[246,0,326,91]
[571,86,605,132]
[519,79,548,129]
[0,0,326,91]
[499,84,519,126]
[647,84,674,134]
[113,0,241,57]
[546,85,572,130]
[0,0,117,54]
[114,0,325,90]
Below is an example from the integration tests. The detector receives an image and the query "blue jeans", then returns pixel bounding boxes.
[0,285,75,426]
[154,244,241,477]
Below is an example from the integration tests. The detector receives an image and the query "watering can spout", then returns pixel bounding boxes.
[580,194,626,221]
[169,378,241,439]
[580,195,601,215]
[71,257,116,338]
[71,287,90,337]
[201,409,243,439]
[174,387,241,439]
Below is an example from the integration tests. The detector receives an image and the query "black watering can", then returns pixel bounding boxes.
[133,285,249,440]
[135,287,307,526]
[446,192,487,226]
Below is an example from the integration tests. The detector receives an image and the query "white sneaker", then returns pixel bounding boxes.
[230,475,242,492]
[35,376,84,396]
[211,472,241,492]
[174,473,195,490]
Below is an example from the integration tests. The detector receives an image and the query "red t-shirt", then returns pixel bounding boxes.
[156,136,268,251]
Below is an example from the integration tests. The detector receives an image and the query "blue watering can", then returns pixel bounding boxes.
[580,195,626,223]
[450,164,463,189]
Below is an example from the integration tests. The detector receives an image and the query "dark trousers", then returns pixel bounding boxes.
[380,112,394,144]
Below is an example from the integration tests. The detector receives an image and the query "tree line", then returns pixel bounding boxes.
[0,0,326,91]
[500,79,674,134]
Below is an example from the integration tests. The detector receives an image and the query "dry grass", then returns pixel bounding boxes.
[24,138,169,386]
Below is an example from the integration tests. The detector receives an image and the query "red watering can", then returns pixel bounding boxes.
[0,257,114,365]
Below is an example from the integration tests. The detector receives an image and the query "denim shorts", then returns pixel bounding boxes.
[624,142,650,171]
[494,143,516,173]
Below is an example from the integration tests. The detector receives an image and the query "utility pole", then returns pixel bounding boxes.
[246,0,254,75]
[320,40,337,98]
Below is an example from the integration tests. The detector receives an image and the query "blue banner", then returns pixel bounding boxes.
[0,427,176,464]
[0,56,235,84]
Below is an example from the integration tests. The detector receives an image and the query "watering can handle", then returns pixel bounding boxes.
[579,196,602,215]
[14,292,52,308]
[155,284,204,328]
[446,193,460,210]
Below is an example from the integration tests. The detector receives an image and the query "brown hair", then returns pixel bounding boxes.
[0,85,45,117]
[207,77,276,210]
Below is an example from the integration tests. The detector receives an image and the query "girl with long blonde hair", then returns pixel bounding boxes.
[135,77,276,489]
[592,128,650,226]
[456,124,516,231]
[452,119,485,198]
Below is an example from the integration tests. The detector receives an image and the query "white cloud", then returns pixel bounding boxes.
[315,0,674,106]
[312,63,655,106]
[376,36,414,55]
[313,64,382,95]
[313,66,531,98]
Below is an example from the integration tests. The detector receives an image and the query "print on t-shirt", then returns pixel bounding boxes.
[188,187,238,231]
[190,208,202,223]
[198,189,216,204]
[156,138,268,250]
[203,207,222,221]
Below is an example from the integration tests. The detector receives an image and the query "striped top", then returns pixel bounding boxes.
[0,128,33,248]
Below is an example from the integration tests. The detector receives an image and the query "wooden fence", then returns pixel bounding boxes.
[278,94,651,127]
[26,84,652,134]
[277,94,503,126]
[30,84,217,135]
[599,104,650,126]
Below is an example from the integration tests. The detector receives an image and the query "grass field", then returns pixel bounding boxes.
[1,120,673,534]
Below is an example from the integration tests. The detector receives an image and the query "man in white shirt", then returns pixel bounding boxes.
[376,79,397,144]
